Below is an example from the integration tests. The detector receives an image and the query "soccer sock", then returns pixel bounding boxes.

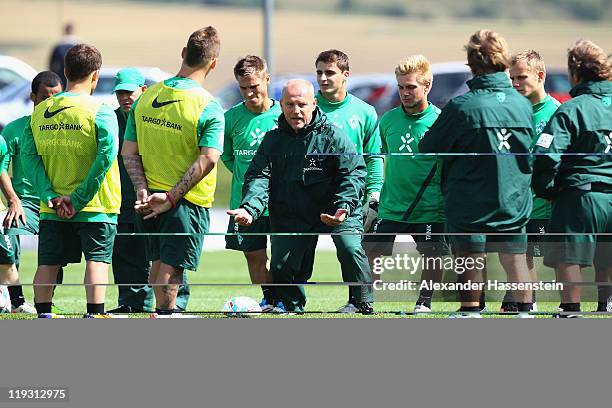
[35,302,52,314]
[417,288,433,307]
[596,285,611,311]
[261,286,275,303]
[517,302,532,312]
[7,285,25,307]
[86,303,104,315]
[559,302,580,312]
[479,290,486,309]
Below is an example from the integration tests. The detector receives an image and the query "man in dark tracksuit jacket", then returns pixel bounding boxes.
[419,30,534,317]
[532,40,612,315]
[229,79,373,313]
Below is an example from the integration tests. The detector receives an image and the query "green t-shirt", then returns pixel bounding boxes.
[124,77,224,151]
[530,94,561,220]
[0,135,7,159]
[316,92,383,195]
[378,103,445,223]
[0,115,40,202]
[21,92,119,223]
[222,100,281,211]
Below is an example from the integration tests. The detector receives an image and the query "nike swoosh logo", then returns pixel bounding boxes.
[152,96,182,108]
[44,106,73,118]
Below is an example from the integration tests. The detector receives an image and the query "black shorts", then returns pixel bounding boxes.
[225,216,269,252]
[362,219,449,257]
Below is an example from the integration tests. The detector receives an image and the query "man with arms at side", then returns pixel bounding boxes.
[315,49,380,313]
[420,30,534,318]
[0,71,63,313]
[229,79,371,314]
[23,44,121,318]
[222,56,281,312]
[532,40,611,316]
[122,27,224,317]
[504,50,561,313]
[363,55,448,314]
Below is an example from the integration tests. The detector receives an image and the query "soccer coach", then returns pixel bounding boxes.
[229,79,372,314]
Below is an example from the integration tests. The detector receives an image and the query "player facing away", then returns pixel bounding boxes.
[222,56,281,312]
[22,44,121,318]
[0,71,63,313]
[419,30,534,318]
[362,55,448,314]
[315,49,381,313]
[122,27,224,317]
[229,79,371,314]
[504,50,561,313]
[532,40,612,316]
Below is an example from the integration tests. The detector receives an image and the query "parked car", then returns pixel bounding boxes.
[214,62,473,115]
[0,66,171,132]
[0,55,37,93]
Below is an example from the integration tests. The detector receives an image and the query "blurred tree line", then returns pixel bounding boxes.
[126,0,612,21]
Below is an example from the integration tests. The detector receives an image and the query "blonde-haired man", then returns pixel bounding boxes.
[363,55,448,313]
[420,30,535,318]
[503,50,561,312]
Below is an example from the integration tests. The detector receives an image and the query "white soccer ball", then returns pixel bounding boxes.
[0,285,12,313]
[222,296,262,317]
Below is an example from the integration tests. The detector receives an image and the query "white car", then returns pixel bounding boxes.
[0,66,171,131]
[0,55,37,92]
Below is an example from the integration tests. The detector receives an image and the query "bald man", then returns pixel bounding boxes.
[229,80,373,313]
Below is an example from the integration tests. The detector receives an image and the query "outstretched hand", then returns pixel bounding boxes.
[227,208,253,227]
[320,208,347,227]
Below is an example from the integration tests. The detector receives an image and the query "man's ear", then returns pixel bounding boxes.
[181,47,186,60]
[209,58,217,71]
[141,85,148,92]
[537,70,545,83]
[91,69,100,82]
[30,92,36,104]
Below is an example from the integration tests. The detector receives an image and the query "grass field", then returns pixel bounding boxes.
[0,248,606,319]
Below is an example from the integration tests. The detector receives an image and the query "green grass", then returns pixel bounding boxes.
[1,249,606,319]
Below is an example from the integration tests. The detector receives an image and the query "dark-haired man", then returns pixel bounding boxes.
[315,49,380,313]
[222,55,281,311]
[0,71,63,313]
[122,27,224,317]
[23,44,121,318]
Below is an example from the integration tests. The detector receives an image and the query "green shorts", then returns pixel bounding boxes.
[362,219,449,257]
[38,221,117,265]
[225,216,269,252]
[0,234,17,264]
[141,199,208,271]
[447,225,527,254]
[6,199,40,235]
[526,219,548,258]
[544,190,612,268]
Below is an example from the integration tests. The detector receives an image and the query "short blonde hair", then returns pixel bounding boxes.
[512,50,546,73]
[567,40,611,82]
[465,29,510,76]
[395,55,433,85]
